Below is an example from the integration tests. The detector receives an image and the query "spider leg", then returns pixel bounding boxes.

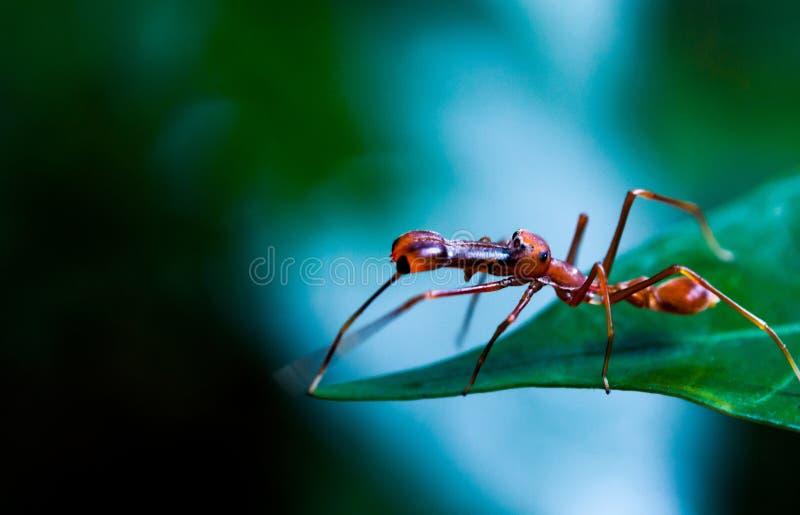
[566,213,588,265]
[566,262,615,393]
[455,273,486,348]
[462,281,544,395]
[603,190,733,277]
[611,265,800,385]
[309,275,521,394]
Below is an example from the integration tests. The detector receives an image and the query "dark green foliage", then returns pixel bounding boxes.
[316,177,800,432]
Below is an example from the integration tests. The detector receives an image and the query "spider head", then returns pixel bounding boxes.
[509,229,551,279]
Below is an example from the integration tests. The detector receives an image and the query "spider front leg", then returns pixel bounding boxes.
[309,276,521,394]
[309,272,401,393]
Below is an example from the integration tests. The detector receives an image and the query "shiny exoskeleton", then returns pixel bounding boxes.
[308,190,800,396]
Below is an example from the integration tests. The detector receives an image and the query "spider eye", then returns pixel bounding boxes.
[539,251,549,262]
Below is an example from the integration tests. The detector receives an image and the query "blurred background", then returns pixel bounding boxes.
[4,1,800,513]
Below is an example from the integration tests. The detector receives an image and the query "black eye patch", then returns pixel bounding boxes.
[396,255,411,274]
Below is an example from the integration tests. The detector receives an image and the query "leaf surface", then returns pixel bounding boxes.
[314,177,800,432]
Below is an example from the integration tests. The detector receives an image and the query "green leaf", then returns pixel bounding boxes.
[314,177,800,432]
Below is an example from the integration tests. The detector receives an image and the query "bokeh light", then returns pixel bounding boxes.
[4,2,800,513]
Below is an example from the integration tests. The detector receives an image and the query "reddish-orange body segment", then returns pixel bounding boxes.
[308,189,800,396]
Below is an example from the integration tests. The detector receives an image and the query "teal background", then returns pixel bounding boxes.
[4,2,800,513]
